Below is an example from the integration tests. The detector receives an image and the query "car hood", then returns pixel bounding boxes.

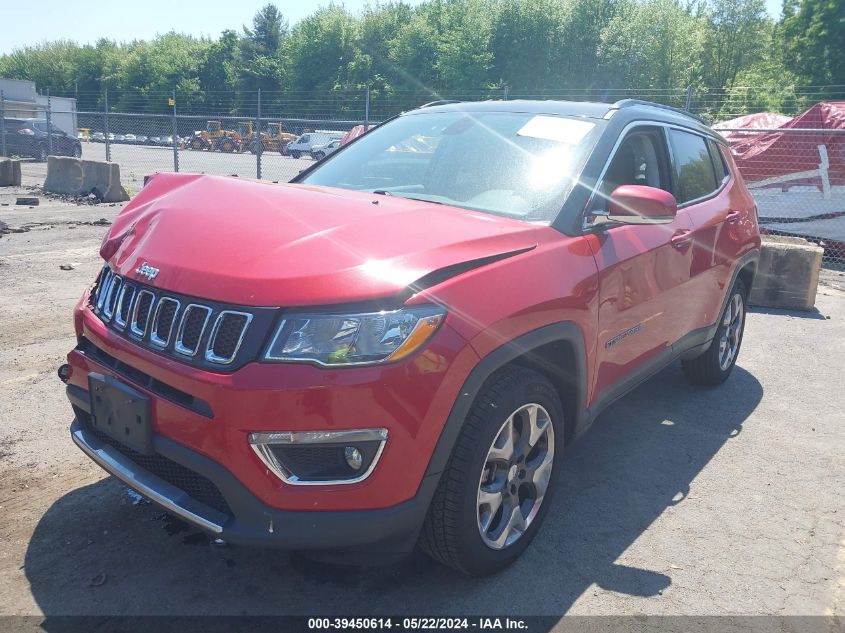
[102,173,540,306]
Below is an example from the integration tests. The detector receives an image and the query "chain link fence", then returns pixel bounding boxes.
[714,127,845,267]
[2,87,844,266]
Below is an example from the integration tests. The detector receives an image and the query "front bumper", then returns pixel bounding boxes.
[67,296,479,512]
[69,386,438,553]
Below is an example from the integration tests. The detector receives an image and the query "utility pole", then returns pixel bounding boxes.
[104,89,111,162]
[256,88,262,179]
[364,87,370,129]
[0,90,6,158]
[46,89,53,156]
[171,89,179,172]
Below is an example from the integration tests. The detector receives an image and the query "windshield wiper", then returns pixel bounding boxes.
[391,193,444,205]
[372,189,394,196]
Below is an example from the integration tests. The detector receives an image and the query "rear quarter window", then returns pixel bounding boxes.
[708,139,729,183]
[669,129,718,204]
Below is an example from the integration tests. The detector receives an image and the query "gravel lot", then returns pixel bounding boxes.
[0,187,844,623]
[17,142,314,195]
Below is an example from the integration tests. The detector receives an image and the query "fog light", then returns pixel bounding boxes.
[248,428,388,485]
[344,446,363,471]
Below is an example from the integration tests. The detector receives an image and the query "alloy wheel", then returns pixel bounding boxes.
[718,292,744,371]
[477,403,555,550]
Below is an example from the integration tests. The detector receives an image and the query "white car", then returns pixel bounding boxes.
[123,134,137,143]
[310,139,341,160]
[287,131,344,159]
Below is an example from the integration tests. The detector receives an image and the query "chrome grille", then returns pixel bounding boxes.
[90,267,254,367]
[114,283,136,329]
[150,297,180,348]
[206,311,252,364]
[102,275,123,320]
[130,290,155,337]
[175,304,212,357]
[96,270,114,312]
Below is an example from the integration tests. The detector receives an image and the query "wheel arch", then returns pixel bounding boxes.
[424,322,588,478]
[736,259,757,295]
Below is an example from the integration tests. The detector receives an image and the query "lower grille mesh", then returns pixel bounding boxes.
[80,414,232,517]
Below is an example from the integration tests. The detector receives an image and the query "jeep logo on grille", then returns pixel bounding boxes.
[135,261,160,281]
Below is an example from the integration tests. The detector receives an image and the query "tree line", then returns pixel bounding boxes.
[0,0,840,120]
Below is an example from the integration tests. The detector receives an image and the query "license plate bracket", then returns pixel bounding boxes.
[88,373,153,455]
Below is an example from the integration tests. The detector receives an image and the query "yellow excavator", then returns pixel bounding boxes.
[243,122,297,155]
[187,120,242,152]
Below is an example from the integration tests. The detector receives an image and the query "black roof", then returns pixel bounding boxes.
[407,99,615,119]
[407,98,711,129]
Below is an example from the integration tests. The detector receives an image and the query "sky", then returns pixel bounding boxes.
[0,0,784,55]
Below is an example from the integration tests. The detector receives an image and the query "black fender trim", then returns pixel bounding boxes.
[424,321,588,477]
[710,250,759,340]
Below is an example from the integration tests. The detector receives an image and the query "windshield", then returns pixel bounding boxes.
[300,110,603,222]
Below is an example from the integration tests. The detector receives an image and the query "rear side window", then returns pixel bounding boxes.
[708,139,729,183]
[669,129,718,204]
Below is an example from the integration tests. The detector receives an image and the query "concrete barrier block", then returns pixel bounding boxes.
[44,156,129,203]
[0,158,21,186]
[748,235,823,310]
[11,159,20,186]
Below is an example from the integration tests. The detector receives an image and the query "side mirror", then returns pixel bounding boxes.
[606,185,677,225]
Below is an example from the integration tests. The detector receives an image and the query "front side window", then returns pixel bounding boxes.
[595,127,672,211]
[300,110,603,223]
[669,129,718,204]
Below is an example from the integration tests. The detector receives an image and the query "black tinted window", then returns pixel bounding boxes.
[601,129,670,196]
[669,129,718,203]
[708,139,728,183]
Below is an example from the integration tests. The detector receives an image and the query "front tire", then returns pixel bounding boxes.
[290,150,301,159]
[682,278,748,385]
[419,366,563,576]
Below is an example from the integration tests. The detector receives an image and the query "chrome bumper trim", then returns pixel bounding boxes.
[71,426,223,534]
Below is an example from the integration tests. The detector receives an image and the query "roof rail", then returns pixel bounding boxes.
[612,99,711,126]
[418,100,463,109]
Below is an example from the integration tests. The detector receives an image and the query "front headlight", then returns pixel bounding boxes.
[264,306,445,366]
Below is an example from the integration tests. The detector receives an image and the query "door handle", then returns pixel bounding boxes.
[725,210,741,223]
[670,230,693,250]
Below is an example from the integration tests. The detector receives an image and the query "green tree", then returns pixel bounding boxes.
[701,0,770,91]
[198,30,239,111]
[285,6,359,93]
[490,0,571,92]
[237,4,289,95]
[781,0,845,86]
[599,0,709,94]
[355,2,414,92]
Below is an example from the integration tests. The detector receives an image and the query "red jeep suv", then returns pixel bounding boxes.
[62,99,760,576]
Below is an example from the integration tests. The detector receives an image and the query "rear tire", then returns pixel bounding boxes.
[682,278,748,386]
[419,366,563,576]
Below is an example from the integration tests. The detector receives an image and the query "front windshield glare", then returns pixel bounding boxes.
[300,110,600,222]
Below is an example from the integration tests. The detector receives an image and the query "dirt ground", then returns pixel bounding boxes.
[1,186,844,622]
